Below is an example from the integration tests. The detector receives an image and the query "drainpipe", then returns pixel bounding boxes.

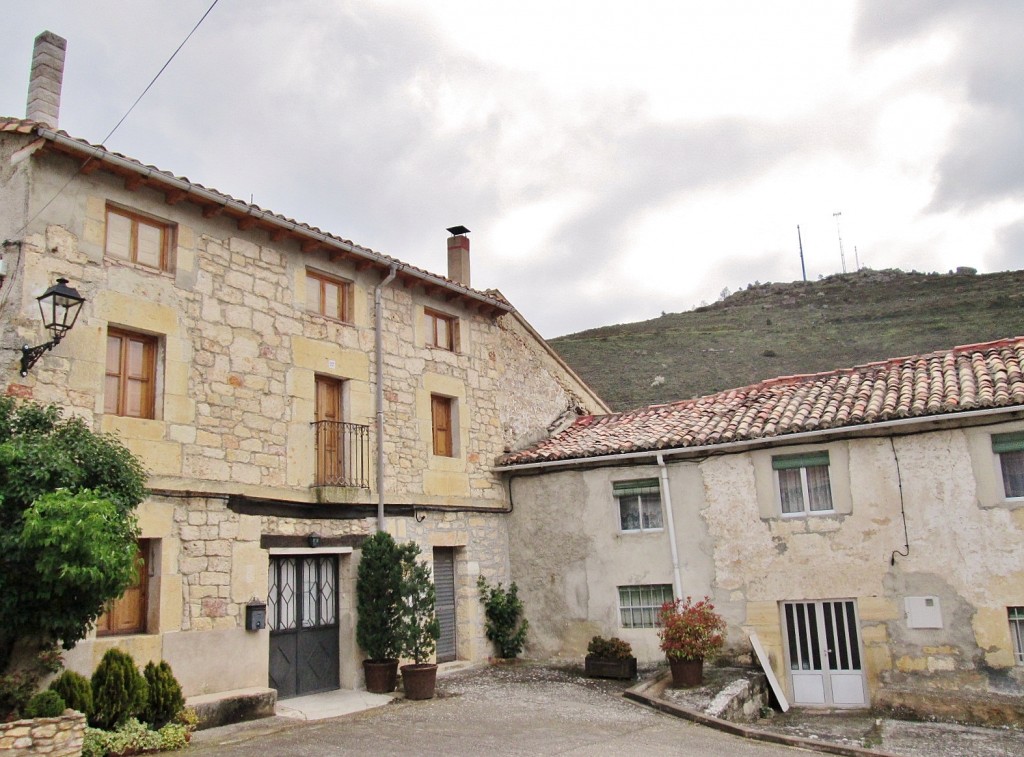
[657,453,684,599]
[374,265,398,532]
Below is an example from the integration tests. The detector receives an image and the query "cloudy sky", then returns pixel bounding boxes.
[2,1,1023,337]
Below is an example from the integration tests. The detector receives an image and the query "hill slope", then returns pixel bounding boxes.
[550,268,1024,412]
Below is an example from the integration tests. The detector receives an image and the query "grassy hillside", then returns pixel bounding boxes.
[550,268,1024,412]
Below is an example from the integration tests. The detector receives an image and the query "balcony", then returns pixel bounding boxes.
[311,420,370,489]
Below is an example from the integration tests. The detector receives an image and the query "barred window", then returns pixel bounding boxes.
[618,584,673,629]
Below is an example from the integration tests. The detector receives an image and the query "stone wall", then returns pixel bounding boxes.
[0,711,85,757]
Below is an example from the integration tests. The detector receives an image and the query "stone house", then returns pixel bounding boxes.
[497,338,1024,717]
[0,33,606,709]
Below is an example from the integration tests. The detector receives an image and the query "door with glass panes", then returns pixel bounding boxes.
[783,600,866,706]
[268,555,339,699]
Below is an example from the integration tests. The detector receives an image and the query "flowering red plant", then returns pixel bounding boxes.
[657,595,726,662]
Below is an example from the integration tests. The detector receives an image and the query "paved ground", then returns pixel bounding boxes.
[187,665,806,756]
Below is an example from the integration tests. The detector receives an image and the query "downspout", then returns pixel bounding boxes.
[656,454,684,599]
[374,265,398,532]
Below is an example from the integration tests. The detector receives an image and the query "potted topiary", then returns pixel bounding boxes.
[584,636,637,680]
[657,595,726,688]
[356,531,404,693]
[398,542,441,700]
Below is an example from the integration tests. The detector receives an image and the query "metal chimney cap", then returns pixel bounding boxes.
[446,225,470,236]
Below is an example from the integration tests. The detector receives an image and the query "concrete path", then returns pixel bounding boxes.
[188,665,805,756]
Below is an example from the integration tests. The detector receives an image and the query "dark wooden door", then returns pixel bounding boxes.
[433,548,457,663]
[268,555,340,699]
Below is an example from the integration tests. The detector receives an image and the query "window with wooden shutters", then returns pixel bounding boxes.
[105,329,158,419]
[425,309,457,351]
[97,541,150,636]
[306,269,353,323]
[431,394,454,457]
[105,205,174,271]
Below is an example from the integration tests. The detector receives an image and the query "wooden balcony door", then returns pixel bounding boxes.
[315,377,344,485]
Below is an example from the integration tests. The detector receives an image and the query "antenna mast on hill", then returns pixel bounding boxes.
[796,225,807,281]
[833,211,847,273]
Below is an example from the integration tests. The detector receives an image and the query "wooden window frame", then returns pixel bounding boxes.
[306,269,353,323]
[97,540,151,636]
[105,329,158,419]
[431,394,454,457]
[104,204,174,272]
[425,309,457,352]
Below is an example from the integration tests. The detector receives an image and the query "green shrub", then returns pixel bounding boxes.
[157,722,189,751]
[90,648,147,730]
[81,727,109,757]
[356,531,403,661]
[397,541,439,664]
[50,669,93,717]
[24,689,66,718]
[587,635,633,660]
[142,660,184,728]
[476,577,529,659]
[0,646,62,720]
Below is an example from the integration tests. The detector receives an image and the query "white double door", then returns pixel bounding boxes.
[783,600,866,706]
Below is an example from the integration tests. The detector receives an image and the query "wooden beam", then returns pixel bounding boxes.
[164,189,186,206]
[124,175,142,192]
[355,259,375,272]
[79,160,101,175]
[237,216,259,231]
[300,238,321,253]
[202,204,224,219]
[268,228,288,243]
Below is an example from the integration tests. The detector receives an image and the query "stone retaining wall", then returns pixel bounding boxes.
[0,710,85,756]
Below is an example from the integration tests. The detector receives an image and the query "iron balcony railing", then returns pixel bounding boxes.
[311,420,371,488]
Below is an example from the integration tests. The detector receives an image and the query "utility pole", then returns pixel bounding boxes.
[796,225,807,282]
[854,245,861,272]
[833,211,847,273]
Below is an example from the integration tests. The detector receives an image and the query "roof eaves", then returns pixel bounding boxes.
[18,121,512,315]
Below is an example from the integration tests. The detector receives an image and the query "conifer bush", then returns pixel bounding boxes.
[49,669,93,718]
[24,689,66,718]
[90,648,148,730]
[356,531,403,661]
[142,660,184,728]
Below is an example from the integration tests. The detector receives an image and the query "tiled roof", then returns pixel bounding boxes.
[0,117,510,313]
[499,337,1024,466]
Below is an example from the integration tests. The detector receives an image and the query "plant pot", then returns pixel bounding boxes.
[585,656,637,680]
[669,657,704,688]
[363,659,399,693]
[401,663,438,700]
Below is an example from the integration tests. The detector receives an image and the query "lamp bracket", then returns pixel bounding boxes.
[20,337,60,377]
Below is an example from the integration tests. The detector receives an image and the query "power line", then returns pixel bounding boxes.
[14,0,221,239]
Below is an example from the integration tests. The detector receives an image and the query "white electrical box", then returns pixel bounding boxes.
[905,596,943,629]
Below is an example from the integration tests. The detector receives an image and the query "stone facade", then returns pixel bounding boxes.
[505,417,1024,714]
[0,123,605,703]
[0,711,85,757]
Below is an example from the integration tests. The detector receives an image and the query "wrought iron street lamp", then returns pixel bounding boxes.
[20,277,85,376]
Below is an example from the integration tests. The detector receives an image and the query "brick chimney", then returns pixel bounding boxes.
[446,226,471,287]
[26,31,67,127]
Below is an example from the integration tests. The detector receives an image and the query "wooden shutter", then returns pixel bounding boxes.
[431,395,452,456]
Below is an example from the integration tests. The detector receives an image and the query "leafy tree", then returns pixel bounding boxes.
[0,397,146,678]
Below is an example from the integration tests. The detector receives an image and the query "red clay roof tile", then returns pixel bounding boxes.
[499,337,1024,466]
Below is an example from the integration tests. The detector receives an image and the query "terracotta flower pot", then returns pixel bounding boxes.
[401,663,438,700]
[363,659,399,693]
[669,657,704,688]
